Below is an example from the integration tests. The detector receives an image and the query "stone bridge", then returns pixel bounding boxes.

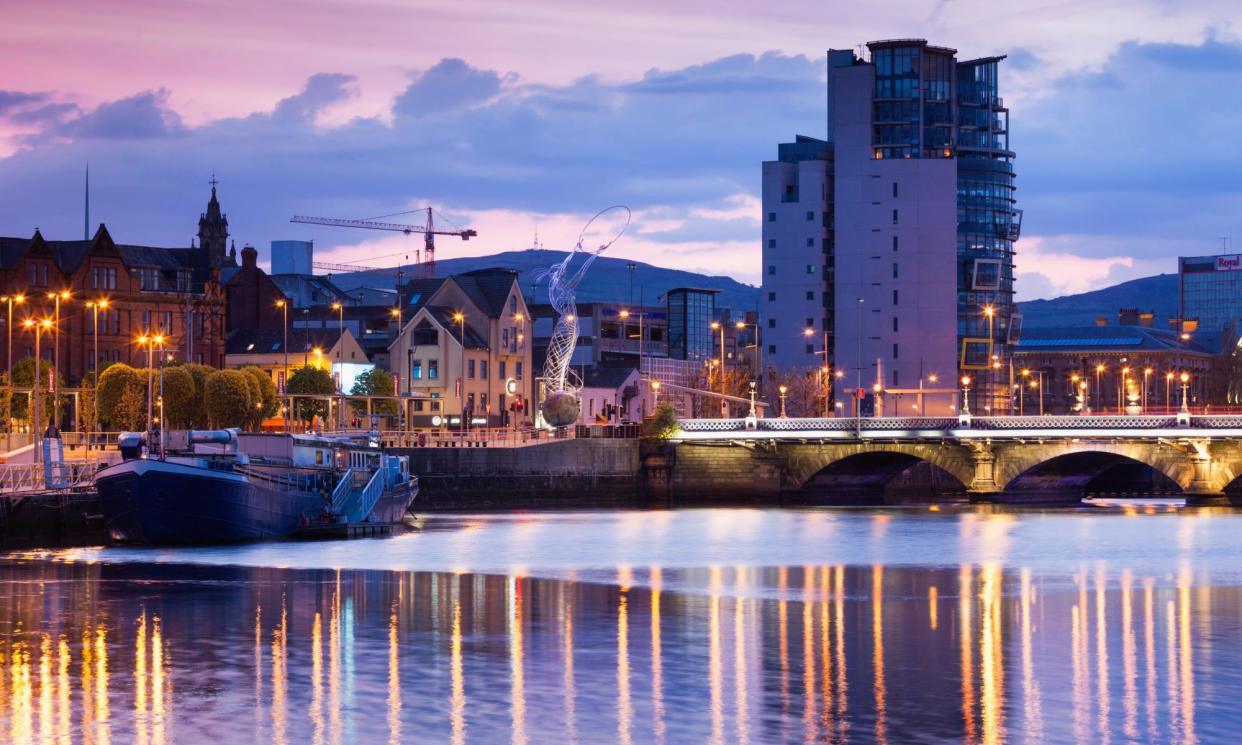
[663,414,1242,504]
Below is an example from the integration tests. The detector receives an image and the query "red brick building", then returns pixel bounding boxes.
[0,186,236,386]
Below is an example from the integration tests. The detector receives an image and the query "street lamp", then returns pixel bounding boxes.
[276,299,289,431]
[1165,371,1175,411]
[2,293,25,447]
[1070,372,1081,414]
[1019,368,1030,416]
[711,321,726,396]
[86,299,109,442]
[983,305,995,410]
[1142,367,1153,412]
[748,380,757,418]
[778,384,788,418]
[960,375,972,416]
[453,311,466,432]
[331,301,344,427]
[47,290,70,427]
[23,318,53,460]
[137,333,165,436]
[1179,372,1191,420]
[1094,364,1106,413]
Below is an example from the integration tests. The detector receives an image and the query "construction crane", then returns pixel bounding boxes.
[290,208,478,279]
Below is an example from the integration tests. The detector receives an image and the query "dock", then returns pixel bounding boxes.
[293,521,399,541]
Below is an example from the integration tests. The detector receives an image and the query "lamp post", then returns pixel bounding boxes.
[1165,371,1174,411]
[1019,368,1029,416]
[2,293,24,448]
[277,299,289,431]
[23,318,52,461]
[453,311,466,432]
[1030,378,1043,416]
[86,299,108,443]
[1180,372,1191,414]
[748,380,757,418]
[960,375,972,416]
[711,320,726,396]
[983,305,995,411]
[1070,373,1080,414]
[820,366,830,418]
[778,384,788,418]
[918,373,938,415]
[1094,364,1105,413]
[331,301,344,429]
[47,290,69,428]
[1142,367,1153,412]
[736,320,760,384]
[138,333,164,437]
[1119,366,1132,413]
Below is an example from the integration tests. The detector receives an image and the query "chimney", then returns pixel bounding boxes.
[241,244,258,269]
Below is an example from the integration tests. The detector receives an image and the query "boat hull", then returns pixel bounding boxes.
[97,459,329,545]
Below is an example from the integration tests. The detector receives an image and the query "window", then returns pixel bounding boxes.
[805,318,813,327]
[892,182,899,198]
[806,291,814,300]
[480,360,489,379]
[892,262,899,279]
[429,360,439,379]
[499,360,506,379]
[516,361,523,380]
[140,268,159,291]
[893,343,899,359]
[501,328,509,349]
[768,344,776,354]
[412,360,423,380]
[806,211,814,221]
[467,359,475,378]
[162,311,173,333]
[413,399,425,413]
[893,317,899,332]
[767,318,776,328]
[892,209,898,225]
[806,264,816,274]
[806,238,814,248]
[767,212,776,222]
[893,290,899,305]
[806,344,813,354]
[28,263,48,287]
[768,265,776,276]
[767,239,776,249]
[480,393,488,413]
[767,292,776,302]
[892,370,900,387]
[142,310,151,330]
[893,236,899,252]
[467,393,475,412]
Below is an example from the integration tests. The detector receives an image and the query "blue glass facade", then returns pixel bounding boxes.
[666,288,717,362]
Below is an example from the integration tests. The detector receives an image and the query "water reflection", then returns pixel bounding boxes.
[0,557,1238,742]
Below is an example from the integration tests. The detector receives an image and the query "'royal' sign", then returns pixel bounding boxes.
[1216,254,1242,271]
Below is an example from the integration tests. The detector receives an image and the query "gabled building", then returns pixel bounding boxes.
[0,185,235,390]
[224,326,368,394]
[389,268,532,428]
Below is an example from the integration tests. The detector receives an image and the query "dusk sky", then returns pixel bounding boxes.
[3,0,1242,299]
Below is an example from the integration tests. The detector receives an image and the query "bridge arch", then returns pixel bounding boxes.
[994,442,1191,497]
[783,443,974,501]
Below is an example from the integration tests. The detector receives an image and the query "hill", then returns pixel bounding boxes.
[1017,274,1178,328]
[327,249,761,311]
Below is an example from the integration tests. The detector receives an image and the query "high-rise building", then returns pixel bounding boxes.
[1178,254,1242,334]
[762,40,1020,415]
[666,287,718,362]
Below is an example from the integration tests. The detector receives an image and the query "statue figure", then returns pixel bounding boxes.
[534,206,631,427]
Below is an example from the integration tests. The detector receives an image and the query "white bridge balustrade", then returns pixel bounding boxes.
[675,414,1242,438]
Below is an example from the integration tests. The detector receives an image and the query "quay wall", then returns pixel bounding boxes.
[398,439,642,508]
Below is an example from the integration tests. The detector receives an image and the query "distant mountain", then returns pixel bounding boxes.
[1017,274,1179,328]
[326,249,761,311]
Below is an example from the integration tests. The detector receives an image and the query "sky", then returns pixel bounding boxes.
[3,0,1242,300]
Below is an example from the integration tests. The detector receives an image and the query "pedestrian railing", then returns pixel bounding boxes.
[0,460,103,497]
[676,413,1242,436]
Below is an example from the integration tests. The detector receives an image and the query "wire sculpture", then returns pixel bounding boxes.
[534,206,631,426]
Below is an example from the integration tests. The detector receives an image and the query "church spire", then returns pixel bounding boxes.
[198,174,230,267]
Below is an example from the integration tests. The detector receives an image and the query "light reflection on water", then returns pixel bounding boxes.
[1,507,1242,742]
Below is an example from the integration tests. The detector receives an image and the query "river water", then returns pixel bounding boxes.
[2,504,1242,743]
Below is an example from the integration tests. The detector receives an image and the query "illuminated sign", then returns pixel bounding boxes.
[431,415,443,426]
[1217,255,1242,271]
[505,378,518,395]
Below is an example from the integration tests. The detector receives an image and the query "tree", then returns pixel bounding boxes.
[241,366,279,422]
[9,358,66,432]
[641,403,680,440]
[203,370,254,428]
[98,364,147,430]
[766,368,824,418]
[160,367,198,429]
[287,365,334,426]
[349,367,397,416]
[114,384,147,433]
[181,364,218,428]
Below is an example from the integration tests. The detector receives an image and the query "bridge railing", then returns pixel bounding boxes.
[676,413,1242,434]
